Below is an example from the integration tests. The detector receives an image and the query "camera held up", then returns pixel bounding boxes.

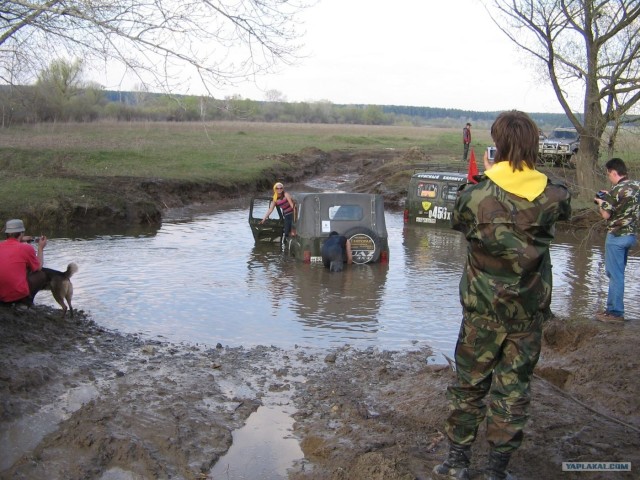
[487,147,497,163]
[594,190,607,205]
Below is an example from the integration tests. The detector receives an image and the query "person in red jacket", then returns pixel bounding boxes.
[0,219,48,305]
[462,123,472,160]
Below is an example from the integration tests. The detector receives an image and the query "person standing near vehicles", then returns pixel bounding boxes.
[593,158,640,324]
[321,231,353,272]
[0,219,48,305]
[260,182,295,240]
[434,111,571,480]
[462,123,471,161]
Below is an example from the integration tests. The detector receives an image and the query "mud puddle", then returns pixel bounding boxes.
[210,396,305,479]
[210,360,309,479]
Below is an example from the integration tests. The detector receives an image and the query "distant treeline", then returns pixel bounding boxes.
[379,105,574,129]
[0,84,573,128]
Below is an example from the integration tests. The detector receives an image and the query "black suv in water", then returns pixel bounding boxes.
[249,192,389,264]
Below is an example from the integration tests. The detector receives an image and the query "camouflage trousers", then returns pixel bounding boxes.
[445,311,543,453]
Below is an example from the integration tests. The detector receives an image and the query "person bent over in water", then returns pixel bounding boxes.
[321,231,353,272]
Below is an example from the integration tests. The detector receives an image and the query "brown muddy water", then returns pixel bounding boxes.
[38,202,639,360]
[14,197,640,480]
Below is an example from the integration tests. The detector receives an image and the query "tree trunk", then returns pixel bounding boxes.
[606,123,619,159]
[575,134,602,196]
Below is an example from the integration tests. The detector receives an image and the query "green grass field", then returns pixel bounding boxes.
[0,121,489,178]
[0,121,485,212]
[1,120,638,224]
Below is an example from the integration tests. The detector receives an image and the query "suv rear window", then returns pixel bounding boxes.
[328,205,364,221]
[417,182,438,198]
[442,183,460,202]
[418,182,460,202]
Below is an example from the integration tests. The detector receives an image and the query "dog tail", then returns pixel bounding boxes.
[65,263,79,279]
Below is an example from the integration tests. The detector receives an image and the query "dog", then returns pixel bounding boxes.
[40,263,78,318]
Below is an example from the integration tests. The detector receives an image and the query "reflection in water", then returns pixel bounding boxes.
[245,241,389,342]
[245,242,294,317]
[392,225,467,356]
[290,262,388,331]
[209,402,303,480]
[36,206,640,362]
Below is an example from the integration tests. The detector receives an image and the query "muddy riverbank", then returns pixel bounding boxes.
[0,305,308,478]
[8,146,601,234]
[1,303,638,479]
[11,148,400,233]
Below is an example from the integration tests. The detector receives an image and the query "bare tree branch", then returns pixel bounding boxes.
[0,0,313,93]
[485,0,640,193]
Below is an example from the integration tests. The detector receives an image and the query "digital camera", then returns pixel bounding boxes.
[594,190,607,205]
[487,147,497,162]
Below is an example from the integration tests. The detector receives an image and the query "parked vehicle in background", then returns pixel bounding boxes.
[538,127,579,167]
[404,167,469,227]
[249,192,389,264]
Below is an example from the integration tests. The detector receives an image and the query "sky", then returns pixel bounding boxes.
[108,0,566,114]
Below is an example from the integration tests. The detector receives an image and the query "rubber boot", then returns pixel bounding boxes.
[485,450,513,480]
[433,443,471,480]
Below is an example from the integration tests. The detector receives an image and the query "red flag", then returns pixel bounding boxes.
[467,148,479,184]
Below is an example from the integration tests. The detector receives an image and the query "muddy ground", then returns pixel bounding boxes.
[1,304,639,480]
[2,149,637,479]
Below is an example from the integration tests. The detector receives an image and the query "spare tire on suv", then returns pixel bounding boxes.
[343,226,382,264]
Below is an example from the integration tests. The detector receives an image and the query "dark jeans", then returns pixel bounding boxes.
[283,212,293,238]
[322,243,345,272]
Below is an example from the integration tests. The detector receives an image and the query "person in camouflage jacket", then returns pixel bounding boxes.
[434,111,571,480]
[594,157,640,323]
